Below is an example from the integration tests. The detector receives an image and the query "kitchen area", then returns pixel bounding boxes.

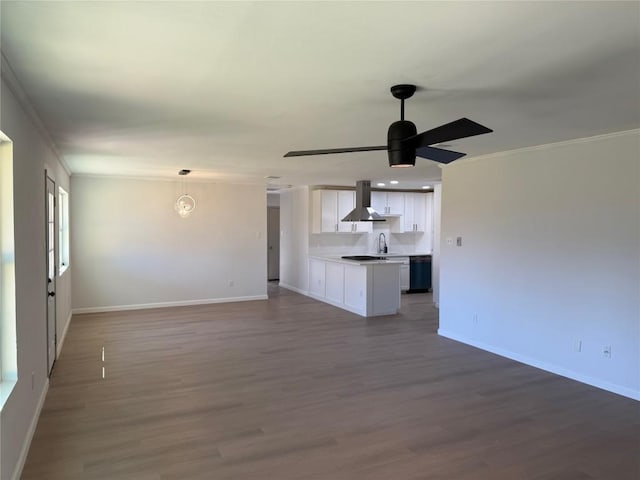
[276,181,436,318]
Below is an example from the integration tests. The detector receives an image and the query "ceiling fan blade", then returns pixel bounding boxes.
[284,145,387,157]
[416,146,466,164]
[411,118,492,148]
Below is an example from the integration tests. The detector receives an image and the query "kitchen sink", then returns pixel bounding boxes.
[341,255,386,261]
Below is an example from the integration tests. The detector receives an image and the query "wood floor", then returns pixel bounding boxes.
[22,285,640,479]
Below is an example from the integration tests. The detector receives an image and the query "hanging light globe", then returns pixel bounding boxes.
[175,194,196,218]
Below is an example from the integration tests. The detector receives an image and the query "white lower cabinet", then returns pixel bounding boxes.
[399,258,410,291]
[308,257,400,317]
[325,262,345,304]
[344,264,366,311]
[309,258,326,297]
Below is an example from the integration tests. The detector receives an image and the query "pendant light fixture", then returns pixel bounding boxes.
[175,169,196,218]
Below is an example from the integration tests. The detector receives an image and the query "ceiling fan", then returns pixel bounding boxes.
[284,84,493,167]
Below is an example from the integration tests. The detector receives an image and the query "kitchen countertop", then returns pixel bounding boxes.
[308,255,405,266]
[366,252,432,258]
[308,253,432,265]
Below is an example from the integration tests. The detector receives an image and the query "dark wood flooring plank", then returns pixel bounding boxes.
[20,285,640,479]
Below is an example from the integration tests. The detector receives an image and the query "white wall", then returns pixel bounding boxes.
[279,187,309,294]
[439,130,640,400]
[0,77,72,480]
[71,176,267,311]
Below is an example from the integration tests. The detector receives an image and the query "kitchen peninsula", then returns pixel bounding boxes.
[308,255,403,317]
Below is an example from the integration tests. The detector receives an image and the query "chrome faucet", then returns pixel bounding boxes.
[378,233,388,254]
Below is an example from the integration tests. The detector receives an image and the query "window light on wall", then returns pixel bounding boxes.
[58,187,70,273]
[0,132,18,408]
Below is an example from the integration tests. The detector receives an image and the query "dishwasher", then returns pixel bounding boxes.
[408,255,432,293]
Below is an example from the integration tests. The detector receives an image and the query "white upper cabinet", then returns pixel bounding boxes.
[312,189,431,236]
[371,191,404,215]
[319,190,338,232]
[402,192,434,234]
[370,191,386,215]
[312,190,372,233]
[424,192,434,236]
[336,190,355,233]
[387,192,405,215]
[403,193,426,232]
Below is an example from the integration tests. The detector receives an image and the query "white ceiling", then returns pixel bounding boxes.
[1,1,639,190]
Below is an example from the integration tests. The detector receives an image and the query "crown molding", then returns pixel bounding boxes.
[447,128,640,167]
[0,51,72,176]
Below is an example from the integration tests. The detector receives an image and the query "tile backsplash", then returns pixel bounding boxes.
[309,223,431,256]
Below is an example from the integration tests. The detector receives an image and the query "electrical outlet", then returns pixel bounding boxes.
[603,345,612,358]
[446,237,453,246]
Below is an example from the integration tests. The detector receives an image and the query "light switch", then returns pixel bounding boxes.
[456,236,462,247]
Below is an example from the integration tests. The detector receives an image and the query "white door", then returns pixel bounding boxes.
[267,207,280,281]
[45,174,57,375]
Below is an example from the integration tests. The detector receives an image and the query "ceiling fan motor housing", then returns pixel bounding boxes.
[388,120,417,167]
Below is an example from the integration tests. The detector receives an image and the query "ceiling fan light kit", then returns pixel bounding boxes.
[285,84,493,168]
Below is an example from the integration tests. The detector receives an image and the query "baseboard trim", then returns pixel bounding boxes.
[438,329,640,401]
[11,378,50,480]
[72,295,268,315]
[277,283,308,296]
[56,311,72,357]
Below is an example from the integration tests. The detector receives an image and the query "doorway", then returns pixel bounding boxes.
[267,206,280,281]
[45,173,57,375]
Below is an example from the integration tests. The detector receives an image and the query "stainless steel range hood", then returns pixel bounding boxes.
[342,180,385,222]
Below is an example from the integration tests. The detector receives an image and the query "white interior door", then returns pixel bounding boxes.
[267,206,280,281]
[45,174,57,375]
